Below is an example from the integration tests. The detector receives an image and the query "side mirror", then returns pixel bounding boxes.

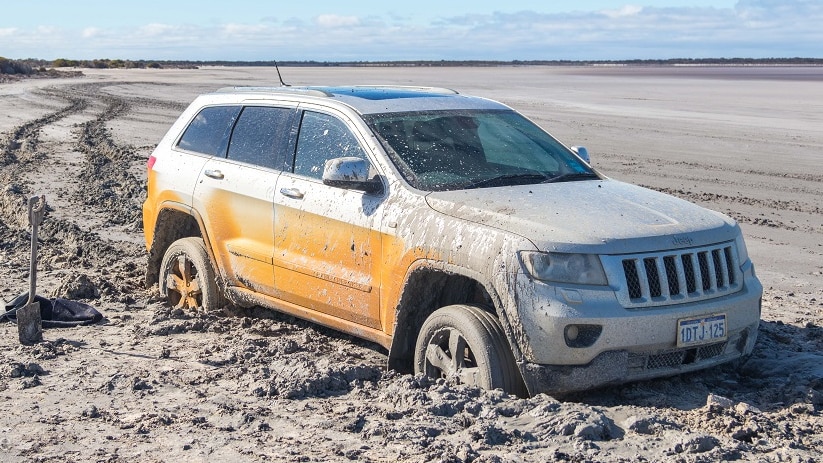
[322,157,382,193]
[571,146,590,165]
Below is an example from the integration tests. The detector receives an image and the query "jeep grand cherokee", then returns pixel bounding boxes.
[142,85,762,396]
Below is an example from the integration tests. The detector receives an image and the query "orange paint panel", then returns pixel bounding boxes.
[142,171,188,250]
[270,268,376,327]
[273,176,383,330]
[195,160,277,293]
[379,237,441,335]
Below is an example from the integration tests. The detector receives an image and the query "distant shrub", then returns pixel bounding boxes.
[53,58,80,68]
[0,57,34,75]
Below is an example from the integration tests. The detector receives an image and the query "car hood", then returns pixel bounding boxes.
[425,180,740,254]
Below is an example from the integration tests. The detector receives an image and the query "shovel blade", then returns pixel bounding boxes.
[17,302,43,345]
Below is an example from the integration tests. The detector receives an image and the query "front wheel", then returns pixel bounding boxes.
[159,237,222,311]
[414,304,524,396]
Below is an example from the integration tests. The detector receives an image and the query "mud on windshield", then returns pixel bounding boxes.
[365,109,598,191]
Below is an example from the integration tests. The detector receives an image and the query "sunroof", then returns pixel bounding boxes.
[320,86,453,101]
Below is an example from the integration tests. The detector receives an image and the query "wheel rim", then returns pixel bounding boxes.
[165,254,202,309]
[424,327,481,386]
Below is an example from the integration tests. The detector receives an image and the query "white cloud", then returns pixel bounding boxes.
[315,14,361,28]
[2,1,821,61]
[35,25,59,35]
[221,23,272,36]
[601,5,644,18]
[137,23,178,37]
[82,27,101,38]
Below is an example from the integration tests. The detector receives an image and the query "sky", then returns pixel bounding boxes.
[1,0,821,61]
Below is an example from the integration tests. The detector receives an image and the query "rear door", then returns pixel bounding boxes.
[272,108,385,329]
[194,105,297,294]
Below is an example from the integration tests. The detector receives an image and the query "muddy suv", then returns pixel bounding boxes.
[143,85,762,396]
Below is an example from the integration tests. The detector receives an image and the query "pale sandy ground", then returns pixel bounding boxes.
[0,66,821,462]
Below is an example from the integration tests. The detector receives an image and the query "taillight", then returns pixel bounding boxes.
[147,155,157,172]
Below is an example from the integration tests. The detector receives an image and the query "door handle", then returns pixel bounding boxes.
[279,187,304,199]
[204,169,224,180]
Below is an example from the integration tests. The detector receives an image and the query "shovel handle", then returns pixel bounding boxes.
[27,195,45,306]
[29,195,45,226]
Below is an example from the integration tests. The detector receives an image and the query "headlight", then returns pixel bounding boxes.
[735,235,750,266]
[735,235,756,277]
[519,251,608,286]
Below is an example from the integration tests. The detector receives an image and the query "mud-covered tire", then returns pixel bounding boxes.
[159,237,222,311]
[414,304,525,396]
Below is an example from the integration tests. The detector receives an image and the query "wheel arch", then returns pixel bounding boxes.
[387,260,520,373]
[145,202,216,288]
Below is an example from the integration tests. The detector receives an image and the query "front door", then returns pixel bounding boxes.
[272,109,384,329]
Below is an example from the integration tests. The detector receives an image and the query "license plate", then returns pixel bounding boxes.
[677,313,727,347]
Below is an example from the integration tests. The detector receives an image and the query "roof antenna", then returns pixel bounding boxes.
[274,60,290,87]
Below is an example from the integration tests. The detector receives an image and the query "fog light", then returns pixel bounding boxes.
[564,324,603,348]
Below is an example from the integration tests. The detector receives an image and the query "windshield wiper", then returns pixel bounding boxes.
[541,172,600,183]
[466,173,550,189]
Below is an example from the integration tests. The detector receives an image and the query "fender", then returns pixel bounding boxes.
[146,200,223,289]
[387,258,524,368]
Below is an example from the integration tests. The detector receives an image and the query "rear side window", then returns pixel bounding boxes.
[227,106,293,169]
[177,106,241,156]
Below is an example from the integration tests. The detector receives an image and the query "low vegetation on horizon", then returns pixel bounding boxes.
[2,56,822,76]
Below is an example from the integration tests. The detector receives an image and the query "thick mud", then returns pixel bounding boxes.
[0,67,821,462]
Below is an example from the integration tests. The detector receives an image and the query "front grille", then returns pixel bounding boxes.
[647,350,685,370]
[612,243,742,308]
[628,341,728,372]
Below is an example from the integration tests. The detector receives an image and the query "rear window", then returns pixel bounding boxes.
[177,106,241,156]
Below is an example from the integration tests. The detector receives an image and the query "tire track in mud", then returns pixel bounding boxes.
[647,185,823,216]
[643,185,823,235]
[594,151,822,234]
[72,88,147,228]
[0,90,87,168]
[0,84,146,302]
[671,158,823,184]
[600,153,823,196]
[2,70,822,463]
[1,88,91,252]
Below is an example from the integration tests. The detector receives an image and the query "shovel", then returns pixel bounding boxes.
[17,195,45,345]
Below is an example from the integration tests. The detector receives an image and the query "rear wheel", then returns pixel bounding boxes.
[159,237,222,311]
[414,304,524,395]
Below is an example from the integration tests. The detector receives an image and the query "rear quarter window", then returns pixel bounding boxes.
[177,105,241,156]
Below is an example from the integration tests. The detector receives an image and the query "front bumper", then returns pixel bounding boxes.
[510,268,762,395]
[518,320,758,396]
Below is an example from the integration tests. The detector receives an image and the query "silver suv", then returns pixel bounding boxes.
[142,85,762,396]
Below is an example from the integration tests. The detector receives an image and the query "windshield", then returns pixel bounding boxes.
[364,109,598,191]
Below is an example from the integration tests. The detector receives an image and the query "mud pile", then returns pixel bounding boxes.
[0,68,821,462]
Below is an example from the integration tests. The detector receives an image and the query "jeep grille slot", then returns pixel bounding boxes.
[628,341,728,372]
[614,243,742,308]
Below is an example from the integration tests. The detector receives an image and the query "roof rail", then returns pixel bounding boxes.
[351,85,459,95]
[214,86,332,97]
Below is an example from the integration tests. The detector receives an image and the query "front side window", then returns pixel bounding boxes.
[227,106,292,169]
[365,110,597,191]
[177,106,241,156]
[293,111,366,179]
